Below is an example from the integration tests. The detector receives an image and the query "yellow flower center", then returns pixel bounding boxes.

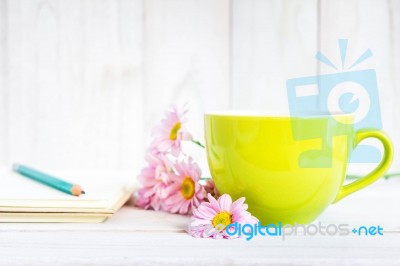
[169,122,182,141]
[212,211,232,229]
[181,177,195,199]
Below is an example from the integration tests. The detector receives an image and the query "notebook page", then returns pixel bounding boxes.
[0,167,137,210]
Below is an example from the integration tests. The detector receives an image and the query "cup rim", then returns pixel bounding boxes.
[204,110,354,118]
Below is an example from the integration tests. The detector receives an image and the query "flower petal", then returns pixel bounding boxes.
[195,204,217,220]
[230,197,246,213]
[218,194,232,212]
[157,139,172,152]
[179,200,191,214]
[207,193,221,212]
[164,192,183,205]
[180,131,193,141]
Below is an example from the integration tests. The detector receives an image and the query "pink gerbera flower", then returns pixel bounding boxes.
[163,159,204,214]
[188,194,259,239]
[151,105,193,157]
[136,152,173,211]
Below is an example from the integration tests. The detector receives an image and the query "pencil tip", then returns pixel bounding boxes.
[71,185,85,196]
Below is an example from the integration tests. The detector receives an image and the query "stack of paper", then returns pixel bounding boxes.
[0,167,138,223]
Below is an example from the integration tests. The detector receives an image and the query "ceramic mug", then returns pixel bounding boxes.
[204,112,394,225]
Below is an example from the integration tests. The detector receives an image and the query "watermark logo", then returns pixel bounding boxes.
[189,220,384,241]
[286,39,382,166]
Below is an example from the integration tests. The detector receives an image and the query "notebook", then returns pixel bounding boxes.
[0,167,138,223]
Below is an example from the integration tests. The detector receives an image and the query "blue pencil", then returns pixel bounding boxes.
[13,163,85,196]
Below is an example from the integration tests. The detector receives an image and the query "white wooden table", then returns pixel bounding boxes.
[1,179,400,266]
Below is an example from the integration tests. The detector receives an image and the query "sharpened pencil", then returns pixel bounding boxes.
[13,163,85,196]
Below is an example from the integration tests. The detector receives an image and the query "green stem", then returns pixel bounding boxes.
[383,173,400,179]
[192,139,205,148]
[200,177,212,180]
[347,172,400,180]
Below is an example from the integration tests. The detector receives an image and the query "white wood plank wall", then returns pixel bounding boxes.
[0,0,398,173]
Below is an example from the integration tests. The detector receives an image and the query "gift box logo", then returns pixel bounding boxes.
[286,39,382,167]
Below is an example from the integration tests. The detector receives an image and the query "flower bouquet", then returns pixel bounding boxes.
[135,105,258,239]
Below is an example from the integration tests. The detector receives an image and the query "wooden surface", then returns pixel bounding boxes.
[1,178,400,266]
[0,0,399,175]
[0,1,399,264]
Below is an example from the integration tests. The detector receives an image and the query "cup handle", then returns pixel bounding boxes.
[334,130,394,203]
